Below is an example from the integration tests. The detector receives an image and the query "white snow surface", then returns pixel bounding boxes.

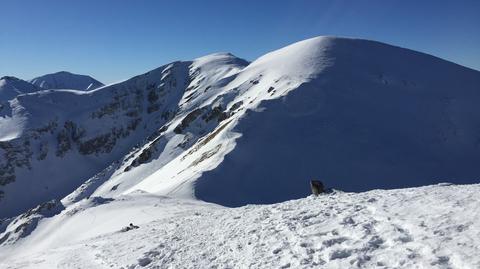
[1,183,479,268]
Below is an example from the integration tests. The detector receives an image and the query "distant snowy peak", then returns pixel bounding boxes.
[30,71,104,91]
[0,76,44,101]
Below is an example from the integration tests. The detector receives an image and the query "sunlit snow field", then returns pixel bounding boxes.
[1,184,479,268]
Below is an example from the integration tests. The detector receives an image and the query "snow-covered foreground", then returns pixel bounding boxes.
[1,183,479,269]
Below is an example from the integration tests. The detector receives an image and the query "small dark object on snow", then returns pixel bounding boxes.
[121,223,140,232]
[310,180,325,196]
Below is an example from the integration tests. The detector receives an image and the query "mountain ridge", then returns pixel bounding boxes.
[30,71,104,91]
[0,76,45,101]
[1,36,480,220]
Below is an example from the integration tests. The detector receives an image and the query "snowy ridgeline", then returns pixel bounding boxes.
[1,183,479,268]
[2,36,480,220]
[1,36,480,268]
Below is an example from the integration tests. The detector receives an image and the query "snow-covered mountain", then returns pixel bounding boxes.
[2,36,480,217]
[0,52,249,218]
[1,36,480,267]
[0,77,47,142]
[0,76,44,101]
[30,71,104,91]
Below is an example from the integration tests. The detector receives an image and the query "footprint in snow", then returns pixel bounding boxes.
[394,225,413,243]
[363,235,384,251]
[431,256,450,267]
[330,249,352,260]
[137,257,152,267]
[341,216,355,225]
[322,237,348,247]
[272,247,283,254]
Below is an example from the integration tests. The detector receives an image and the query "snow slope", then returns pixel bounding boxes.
[30,71,104,91]
[191,37,480,205]
[113,36,480,206]
[0,53,248,218]
[1,183,479,268]
[0,76,44,101]
[0,77,46,141]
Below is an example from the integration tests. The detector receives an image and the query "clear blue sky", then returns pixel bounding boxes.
[1,0,479,84]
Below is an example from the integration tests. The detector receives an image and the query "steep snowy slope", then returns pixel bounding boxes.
[1,183,479,268]
[190,37,480,205]
[30,71,104,91]
[113,36,480,206]
[0,54,248,218]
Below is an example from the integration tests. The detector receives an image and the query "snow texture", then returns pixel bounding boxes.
[1,184,479,268]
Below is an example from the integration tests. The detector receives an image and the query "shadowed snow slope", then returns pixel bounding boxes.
[1,184,479,268]
[0,76,44,101]
[193,37,480,206]
[30,71,104,91]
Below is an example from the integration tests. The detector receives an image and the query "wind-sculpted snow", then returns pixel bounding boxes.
[1,184,479,268]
